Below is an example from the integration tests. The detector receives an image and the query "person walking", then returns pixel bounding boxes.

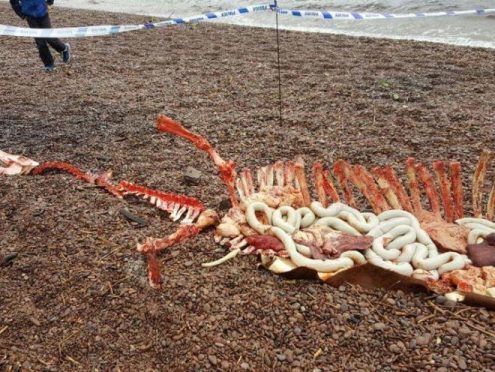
[10,0,71,71]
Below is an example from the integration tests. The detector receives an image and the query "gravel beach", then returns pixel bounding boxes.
[1,4,495,370]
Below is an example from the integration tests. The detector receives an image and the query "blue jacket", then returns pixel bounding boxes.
[10,0,49,18]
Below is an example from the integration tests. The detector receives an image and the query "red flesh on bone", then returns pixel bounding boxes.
[294,157,311,207]
[472,149,493,218]
[432,161,455,223]
[118,181,204,211]
[156,114,238,207]
[322,169,340,203]
[450,161,464,220]
[487,180,495,221]
[312,162,328,207]
[416,163,441,217]
[146,252,163,289]
[32,162,96,184]
[245,235,285,252]
[352,165,389,213]
[376,165,413,212]
[333,160,357,208]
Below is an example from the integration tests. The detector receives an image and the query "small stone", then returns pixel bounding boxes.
[338,285,346,292]
[340,303,349,311]
[435,296,447,304]
[372,322,387,331]
[285,350,294,363]
[458,358,467,370]
[416,334,432,346]
[221,361,230,369]
[208,355,218,365]
[277,354,286,361]
[437,367,448,372]
[241,362,250,370]
[294,327,302,336]
[459,327,471,336]
[386,298,396,306]
[218,198,231,211]
[361,308,370,316]
[183,167,202,185]
[184,261,194,267]
[389,344,401,353]
[29,317,41,326]
[451,337,459,346]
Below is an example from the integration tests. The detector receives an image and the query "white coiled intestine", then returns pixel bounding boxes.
[366,210,470,280]
[245,201,471,277]
[456,217,495,244]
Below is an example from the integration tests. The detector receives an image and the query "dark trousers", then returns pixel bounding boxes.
[27,14,65,67]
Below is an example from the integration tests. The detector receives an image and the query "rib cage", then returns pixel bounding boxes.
[236,149,495,222]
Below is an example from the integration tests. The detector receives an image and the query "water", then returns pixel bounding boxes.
[7,1,495,48]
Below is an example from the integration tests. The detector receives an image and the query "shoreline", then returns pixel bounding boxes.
[1,0,494,49]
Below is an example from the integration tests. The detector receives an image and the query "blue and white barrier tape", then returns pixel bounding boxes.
[0,3,271,38]
[1,3,494,38]
[277,7,495,21]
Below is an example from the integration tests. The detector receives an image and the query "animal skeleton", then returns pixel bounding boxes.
[1,116,494,304]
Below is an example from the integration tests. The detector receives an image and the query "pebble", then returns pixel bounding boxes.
[294,327,302,335]
[372,322,387,331]
[451,337,459,346]
[208,355,217,365]
[416,334,432,346]
[458,358,467,370]
[386,298,396,306]
[221,361,230,369]
[389,344,401,353]
[240,362,250,370]
[435,295,447,304]
[183,166,202,185]
[458,327,471,336]
[277,354,286,361]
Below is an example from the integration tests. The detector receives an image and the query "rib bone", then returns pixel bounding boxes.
[294,156,311,207]
[406,158,423,213]
[450,161,464,220]
[432,161,455,223]
[312,162,328,207]
[488,179,495,221]
[333,159,357,208]
[416,162,441,216]
[472,149,494,218]
[353,165,389,213]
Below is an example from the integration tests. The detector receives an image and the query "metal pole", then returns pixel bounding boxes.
[274,0,283,126]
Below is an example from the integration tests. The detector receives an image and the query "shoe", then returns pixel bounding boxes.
[61,43,71,64]
[44,64,56,72]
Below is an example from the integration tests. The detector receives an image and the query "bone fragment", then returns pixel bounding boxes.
[472,149,494,218]
[432,161,455,222]
[294,156,311,207]
[333,160,357,208]
[312,162,328,207]
[450,161,464,220]
[416,163,441,216]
